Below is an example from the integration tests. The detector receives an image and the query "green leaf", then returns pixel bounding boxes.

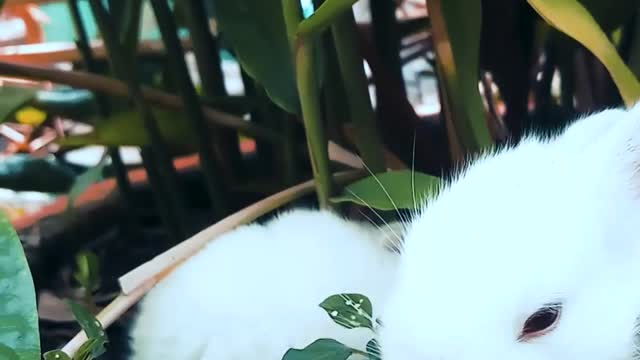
[0,86,38,123]
[527,0,640,107]
[214,0,299,113]
[0,344,20,360]
[427,0,492,155]
[65,301,107,359]
[73,251,101,293]
[365,339,381,360]
[282,339,354,360]
[331,170,441,210]
[319,293,373,330]
[297,0,358,36]
[73,338,105,360]
[56,109,195,151]
[43,350,72,360]
[0,212,40,359]
[66,155,108,212]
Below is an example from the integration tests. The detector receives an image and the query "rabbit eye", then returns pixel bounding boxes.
[518,303,561,341]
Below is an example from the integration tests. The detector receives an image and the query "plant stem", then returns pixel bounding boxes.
[67,0,138,229]
[177,0,226,97]
[177,0,244,180]
[88,0,190,242]
[149,0,228,219]
[297,0,359,36]
[331,11,386,173]
[369,0,406,101]
[283,0,333,208]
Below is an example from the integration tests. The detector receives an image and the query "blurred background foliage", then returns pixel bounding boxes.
[0,0,638,358]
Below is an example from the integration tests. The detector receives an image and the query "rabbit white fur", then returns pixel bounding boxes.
[127,209,399,360]
[379,102,640,360]
[127,102,640,360]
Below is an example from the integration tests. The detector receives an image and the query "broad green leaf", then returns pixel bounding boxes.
[0,86,38,123]
[0,154,75,194]
[319,293,373,330]
[331,170,441,210]
[366,339,381,360]
[0,212,40,359]
[56,109,195,151]
[213,0,298,113]
[0,344,20,360]
[73,251,101,293]
[297,0,358,36]
[282,339,354,360]
[527,0,640,106]
[43,350,72,360]
[65,301,107,359]
[66,155,108,212]
[427,0,492,155]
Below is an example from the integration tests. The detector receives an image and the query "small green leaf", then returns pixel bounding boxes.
[73,338,106,360]
[43,350,72,360]
[73,251,101,293]
[366,339,381,360]
[66,301,105,339]
[527,0,640,106]
[0,86,38,123]
[319,293,373,330]
[331,170,441,210]
[65,301,107,359]
[0,212,40,359]
[282,339,354,360]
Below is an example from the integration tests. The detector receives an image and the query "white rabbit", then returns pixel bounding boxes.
[126,208,400,360]
[378,102,640,360]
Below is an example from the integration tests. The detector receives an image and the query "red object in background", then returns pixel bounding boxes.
[1,3,48,45]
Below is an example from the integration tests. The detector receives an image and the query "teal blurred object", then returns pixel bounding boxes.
[0,154,76,194]
[40,1,97,42]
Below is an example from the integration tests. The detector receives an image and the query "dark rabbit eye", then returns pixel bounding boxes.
[518,303,561,341]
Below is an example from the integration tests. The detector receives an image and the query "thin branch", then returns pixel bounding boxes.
[0,61,281,141]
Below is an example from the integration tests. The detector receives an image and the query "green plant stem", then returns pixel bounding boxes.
[67,0,137,229]
[177,0,244,180]
[177,1,226,97]
[297,0,359,36]
[283,0,333,208]
[88,0,190,242]
[149,0,228,219]
[331,11,386,173]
